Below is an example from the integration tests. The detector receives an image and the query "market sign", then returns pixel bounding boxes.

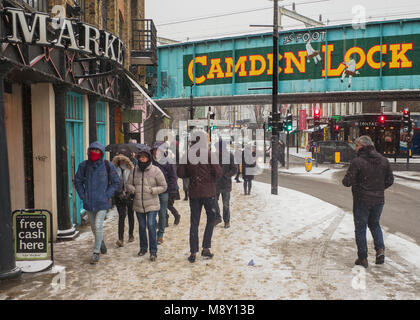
[2,8,125,66]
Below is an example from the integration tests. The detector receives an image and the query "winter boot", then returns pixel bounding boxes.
[224,221,230,229]
[201,248,214,259]
[128,235,135,243]
[188,253,196,263]
[174,212,181,225]
[138,248,147,256]
[355,258,368,268]
[375,248,385,265]
[90,253,100,264]
[116,239,124,247]
[150,253,157,262]
[157,237,163,245]
[214,217,222,226]
[166,213,169,228]
[100,240,107,254]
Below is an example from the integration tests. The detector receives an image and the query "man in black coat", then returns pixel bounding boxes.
[342,135,394,268]
[214,140,237,228]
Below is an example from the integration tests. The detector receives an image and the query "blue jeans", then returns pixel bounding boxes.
[136,211,158,254]
[215,192,231,223]
[87,210,107,254]
[353,202,385,260]
[157,192,169,238]
[189,197,217,254]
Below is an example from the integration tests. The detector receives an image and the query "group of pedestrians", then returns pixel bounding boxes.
[74,133,393,270]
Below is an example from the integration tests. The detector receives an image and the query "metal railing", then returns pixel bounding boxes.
[131,19,157,65]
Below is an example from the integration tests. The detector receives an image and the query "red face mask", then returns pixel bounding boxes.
[89,151,102,162]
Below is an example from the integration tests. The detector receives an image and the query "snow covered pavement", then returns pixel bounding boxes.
[1,180,420,300]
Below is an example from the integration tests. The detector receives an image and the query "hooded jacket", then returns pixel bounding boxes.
[177,143,223,199]
[126,147,167,213]
[151,141,179,195]
[111,154,135,199]
[342,145,394,205]
[75,141,120,211]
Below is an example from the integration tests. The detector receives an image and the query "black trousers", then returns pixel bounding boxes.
[189,197,216,254]
[243,179,252,194]
[115,198,135,241]
[167,196,179,217]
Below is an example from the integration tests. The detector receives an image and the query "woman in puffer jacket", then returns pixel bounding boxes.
[112,153,135,247]
[126,146,167,261]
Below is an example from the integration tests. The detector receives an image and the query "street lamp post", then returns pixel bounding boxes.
[271,0,279,195]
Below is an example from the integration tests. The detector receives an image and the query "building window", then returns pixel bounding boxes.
[22,0,48,12]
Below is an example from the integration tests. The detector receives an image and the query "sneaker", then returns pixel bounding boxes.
[116,239,124,247]
[224,221,230,229]
[355,258,368,268]
[214,218,222,226]
[174,213,181,225]
[128,235,135,243]
[188,254,196,263]
[375,248,385,265]
[201,248,214,259]
[150,253,157,262]
[138,249,147,256]
[90,253,100,264]
[157,237,163,245]
[100,240,107,254]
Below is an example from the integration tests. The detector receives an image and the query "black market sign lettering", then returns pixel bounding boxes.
[282,31,327,44]
[183,35,416,86]
[14,211,50,260]
[2,8,125,66]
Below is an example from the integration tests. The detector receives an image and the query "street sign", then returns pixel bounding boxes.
[13,209,54,273]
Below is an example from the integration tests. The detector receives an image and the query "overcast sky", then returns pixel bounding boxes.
[145,0,420,43]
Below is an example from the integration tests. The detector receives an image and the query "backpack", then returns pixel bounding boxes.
[83,160,111,185]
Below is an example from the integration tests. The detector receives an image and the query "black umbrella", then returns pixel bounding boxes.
[105,143,139,155]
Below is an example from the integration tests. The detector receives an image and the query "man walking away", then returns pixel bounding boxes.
[75,141,120,264]
[214,140,237,228]
[342,135,394,268]
[177,136,222,263]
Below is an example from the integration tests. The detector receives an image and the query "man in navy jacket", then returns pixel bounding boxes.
[75,141,120,264]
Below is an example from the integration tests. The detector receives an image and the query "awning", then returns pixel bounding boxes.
[126,74,170,119]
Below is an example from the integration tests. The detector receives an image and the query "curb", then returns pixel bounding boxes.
[393,173,420,182]
[278,168,331,175]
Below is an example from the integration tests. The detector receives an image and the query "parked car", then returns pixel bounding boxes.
[312,140,356,164]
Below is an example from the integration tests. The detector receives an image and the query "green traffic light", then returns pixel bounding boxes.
[286,124,292,131]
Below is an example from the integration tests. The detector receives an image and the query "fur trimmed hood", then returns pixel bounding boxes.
[112,154,135,171]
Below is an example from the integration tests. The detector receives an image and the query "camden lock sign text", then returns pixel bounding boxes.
[2,7,125,66]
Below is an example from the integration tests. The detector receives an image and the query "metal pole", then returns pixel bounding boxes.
[0,65,21,280]
[263,122,267,163]
[271,0,279,195]
[296,107,299,153]
[287,131,290,170]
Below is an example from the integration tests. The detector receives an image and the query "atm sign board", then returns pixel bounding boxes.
[13,211,50,260]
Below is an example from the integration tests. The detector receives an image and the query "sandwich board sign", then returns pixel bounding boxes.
[13,209,54,273]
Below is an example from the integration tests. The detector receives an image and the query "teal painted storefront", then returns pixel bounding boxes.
[66,92,85,226]
[155,18,420,101]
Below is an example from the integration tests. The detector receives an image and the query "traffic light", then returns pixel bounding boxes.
[379,114,386,126]
[285,113,293,132]
[330,118,336,137]
[402,108,411,133]
[267,114,273,132]
[209,112,215,120]
[314,109,320,128]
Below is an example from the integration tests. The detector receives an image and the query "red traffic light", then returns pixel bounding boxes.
[335,125,340,131]
[403,109,408,115]
[314,109,320,116]
[379,115,385,123]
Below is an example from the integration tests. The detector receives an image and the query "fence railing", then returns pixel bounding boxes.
[131,19,157,65]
